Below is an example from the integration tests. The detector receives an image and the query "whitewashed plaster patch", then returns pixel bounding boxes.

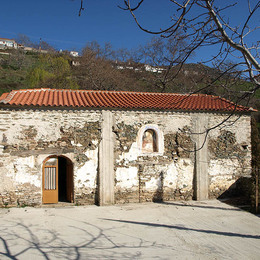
[75,148,98,189]
[116,167,138,189]
[209,159,239,176]
[13,156,41,187]
[117,142,139,163]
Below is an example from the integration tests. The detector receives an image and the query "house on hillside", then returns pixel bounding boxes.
[0,89,255,207]
[0,38,17,49]
[144,64,165,73]
[70,51,79,57]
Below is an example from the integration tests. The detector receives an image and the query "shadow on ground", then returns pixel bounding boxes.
[101,218,260,240]
[0,218,168,259]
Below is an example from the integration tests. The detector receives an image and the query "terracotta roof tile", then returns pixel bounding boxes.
[0,92,9,101]
[0,88,256,112]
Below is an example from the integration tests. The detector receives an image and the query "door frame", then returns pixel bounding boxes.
[42,155,74,204]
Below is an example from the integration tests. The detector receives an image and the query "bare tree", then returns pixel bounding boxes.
[15,34,56,52]
[76,1,259,105]
[118,0,259,106]
[79,42,129,90]
[115,48,131,63]
[37,40,56,52]
[15,34,35,47]
[136,32,195,92]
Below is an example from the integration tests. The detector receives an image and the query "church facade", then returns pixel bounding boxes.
[0,89,254,207]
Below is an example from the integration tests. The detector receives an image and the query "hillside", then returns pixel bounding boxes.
[0,49,259,114]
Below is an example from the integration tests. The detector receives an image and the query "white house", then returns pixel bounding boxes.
[0,38,17,49]
[70,51,79,57]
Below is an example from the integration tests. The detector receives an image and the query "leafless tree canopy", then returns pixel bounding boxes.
[120,1,259,100]
[77,1,259,106]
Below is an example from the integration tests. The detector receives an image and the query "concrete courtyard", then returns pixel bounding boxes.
[0,200,259,259]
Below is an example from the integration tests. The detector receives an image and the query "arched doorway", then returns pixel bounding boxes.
[42,156,73,204]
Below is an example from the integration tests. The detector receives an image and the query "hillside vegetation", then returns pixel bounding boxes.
[0,48,259,112]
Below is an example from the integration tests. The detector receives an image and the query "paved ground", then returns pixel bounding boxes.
[0,200,259,260]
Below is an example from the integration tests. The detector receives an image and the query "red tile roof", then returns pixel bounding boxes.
[0,88,255,112]
[0,38,16,42]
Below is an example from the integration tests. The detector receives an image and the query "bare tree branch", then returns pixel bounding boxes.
[205,0,260,72]
[78,0,85,16]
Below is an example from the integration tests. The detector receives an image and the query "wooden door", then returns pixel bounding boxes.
[43,157,58,204]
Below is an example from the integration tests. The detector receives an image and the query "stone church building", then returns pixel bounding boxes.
[0,88,254,207]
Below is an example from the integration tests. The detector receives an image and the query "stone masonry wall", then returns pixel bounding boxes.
[113,111,195,204]
[0,108,101,207]
[207,114,251,198]
[113,110,252,203]
[0,106,252,207]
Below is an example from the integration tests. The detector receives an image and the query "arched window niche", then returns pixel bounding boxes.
[137,125,164,156]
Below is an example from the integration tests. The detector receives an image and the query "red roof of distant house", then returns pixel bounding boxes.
[0,38,16,42]
[0,88,255,112]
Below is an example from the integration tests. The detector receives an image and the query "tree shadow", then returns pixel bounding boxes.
[0,218,170,259]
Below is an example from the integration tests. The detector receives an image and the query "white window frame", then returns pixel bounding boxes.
[137,124,164,156]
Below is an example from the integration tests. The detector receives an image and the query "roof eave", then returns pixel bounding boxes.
[0,103,255,114]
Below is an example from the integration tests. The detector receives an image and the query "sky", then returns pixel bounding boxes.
[0,0,259,64]
[1,0,172,51]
